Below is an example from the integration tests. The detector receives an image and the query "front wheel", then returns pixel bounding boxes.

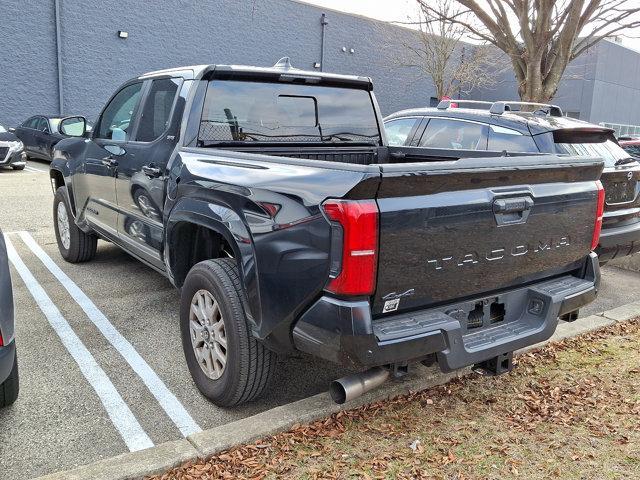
[180,258,277,406]
[53,186,97,263]
[11,164,25,171]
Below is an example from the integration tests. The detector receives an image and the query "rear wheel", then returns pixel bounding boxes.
[0,350,19,408]
[54,186,97,263]
[180,258,277,406]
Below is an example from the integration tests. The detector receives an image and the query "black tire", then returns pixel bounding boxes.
[53,186,97,263]
[0,350,19,408]
[180,258,277,406]
[11,164,25,171]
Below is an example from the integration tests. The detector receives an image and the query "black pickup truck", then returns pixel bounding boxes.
[50,59,604,406]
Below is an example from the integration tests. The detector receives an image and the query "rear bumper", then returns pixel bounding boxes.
[292,253,600,371]
[597,220,640,262]
[0,340,16,385]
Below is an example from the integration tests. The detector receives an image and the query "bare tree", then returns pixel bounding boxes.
[417,0,640,103]
[388,0,504,99]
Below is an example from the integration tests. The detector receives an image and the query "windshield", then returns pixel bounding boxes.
[198,80,381,145]
[554,138,634,167]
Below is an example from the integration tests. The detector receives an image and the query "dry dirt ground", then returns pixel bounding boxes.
[150,319,640,480]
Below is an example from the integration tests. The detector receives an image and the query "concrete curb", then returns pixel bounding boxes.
[32,308,638,480]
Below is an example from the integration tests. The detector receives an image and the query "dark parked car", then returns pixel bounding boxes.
[619,138,640,157]
[385,100,640,263]
[13,115,90,162]
[0,124,26,170]
[0,231,19,408]
[50,62,602,406]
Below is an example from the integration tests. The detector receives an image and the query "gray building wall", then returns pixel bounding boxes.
[473,40,640,127]
[2,1,640,129]
[0,0,434,127]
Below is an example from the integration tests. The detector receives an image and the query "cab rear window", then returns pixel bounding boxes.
[198,80,381,145]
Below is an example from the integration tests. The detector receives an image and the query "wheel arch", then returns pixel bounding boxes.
[165,198,260,326]
[50,167,77,217]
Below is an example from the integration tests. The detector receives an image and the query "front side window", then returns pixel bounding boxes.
[488,125,538,152]
[198,80,381,145]
[419,118,488,150]
[384,118,418,146]
[135,78,180,142]
[96,83,143,141]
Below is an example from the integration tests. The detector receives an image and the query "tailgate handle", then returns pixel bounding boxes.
[493,196,534,225]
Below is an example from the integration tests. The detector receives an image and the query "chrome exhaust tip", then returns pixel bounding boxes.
[329,367,390,404]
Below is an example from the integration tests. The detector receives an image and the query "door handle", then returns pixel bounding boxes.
[101,157,119,167]
[142,165,162,178]
[390,151,406,160]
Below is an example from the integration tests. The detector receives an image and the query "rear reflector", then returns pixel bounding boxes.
[322,199,379,296]
[591,180,605,251]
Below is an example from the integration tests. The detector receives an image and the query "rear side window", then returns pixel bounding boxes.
[23,117,38,129]
[384,118,418,146]
[198,80,381,145]
[419,118,487,150]
[136,78,181,142]
[488,125,538,152]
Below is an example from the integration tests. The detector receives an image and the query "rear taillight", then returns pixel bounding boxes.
[591,180,605,251]
[0,329,3,347]
[322,199,379,296]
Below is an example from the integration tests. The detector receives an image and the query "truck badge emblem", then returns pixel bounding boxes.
[383,298,400,313]
[628,171,633,180]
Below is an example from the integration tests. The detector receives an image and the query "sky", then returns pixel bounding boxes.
[297,0,640,52]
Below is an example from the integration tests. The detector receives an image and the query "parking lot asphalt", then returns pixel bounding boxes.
[1,159,640,479]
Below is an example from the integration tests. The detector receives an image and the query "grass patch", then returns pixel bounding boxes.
[152,320,640,479]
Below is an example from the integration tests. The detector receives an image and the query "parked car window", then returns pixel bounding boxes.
[622,144,640,157]
[488,125,538,152]
[384,118,417,146]
[23,117,39,129]
[49,118,61,133]
[36,117,49,133]
[135,78,181,142]
[555,138,633,167]
[419,118,487,150]
[96,82,143,141]
[198,80,381,145]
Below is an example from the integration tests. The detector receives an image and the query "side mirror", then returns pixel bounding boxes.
[8,127,15,133]
[59,116,87,137]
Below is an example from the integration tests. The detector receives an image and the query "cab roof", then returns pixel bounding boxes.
[138,58,373,90]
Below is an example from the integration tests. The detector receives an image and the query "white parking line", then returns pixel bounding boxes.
[4,235,154,452]
[24,166,45,173]
[17,231,202,437]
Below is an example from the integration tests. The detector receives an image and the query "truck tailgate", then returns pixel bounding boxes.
[372,154,603,316]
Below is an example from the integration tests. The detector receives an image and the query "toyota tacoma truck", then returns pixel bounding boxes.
[49,59,604,406]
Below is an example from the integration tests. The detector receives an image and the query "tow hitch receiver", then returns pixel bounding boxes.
[473,352,514,376]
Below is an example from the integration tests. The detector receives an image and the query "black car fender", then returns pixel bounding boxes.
[165,197,261,328]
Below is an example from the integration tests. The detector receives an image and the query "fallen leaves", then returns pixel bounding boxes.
[149,318,640,480]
